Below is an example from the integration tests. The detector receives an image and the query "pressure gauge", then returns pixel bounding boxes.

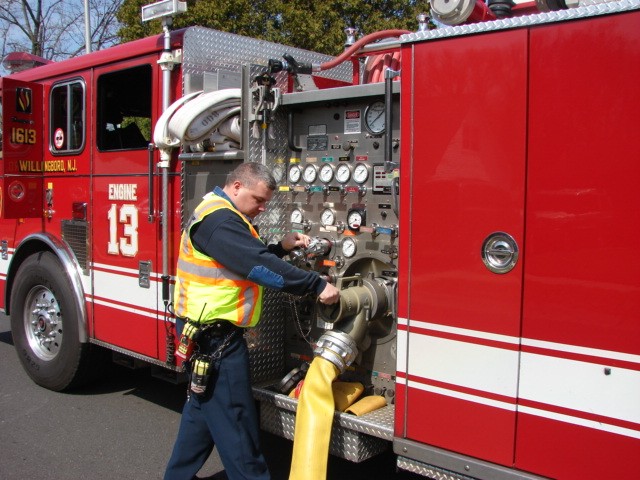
[303,164,317,183]
[320,208,336,227]
[319,164,334,183]
[342,237,357,258]
[288,165,301,183]
[336,164,351,183]
[290,208,303,224]
[365,100,386,134]
[272,164,285,183]
[353,163,369,184]
[347,208,366,231]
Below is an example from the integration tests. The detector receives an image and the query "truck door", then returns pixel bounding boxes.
[1,78,44,219]
[397,29,527,467]
[91,60,162,358]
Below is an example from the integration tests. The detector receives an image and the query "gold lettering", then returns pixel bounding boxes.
[18,160,43,172]
[43,160,65,172]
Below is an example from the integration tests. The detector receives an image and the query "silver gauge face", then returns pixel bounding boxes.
[303,164,317,183]
[319,164,334,183]
[320,208,336,226]
[290,208,303,224]
[272,164,285,183]
[342,237,357,258]
[347,210,363,230]
[288,165,301,183]
[336,164,351,183]
[353,163,369,184]
[365,100,386,134]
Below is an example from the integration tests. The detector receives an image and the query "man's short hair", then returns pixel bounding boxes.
[226,162,277,191]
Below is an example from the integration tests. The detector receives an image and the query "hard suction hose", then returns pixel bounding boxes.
[315,277,392,372]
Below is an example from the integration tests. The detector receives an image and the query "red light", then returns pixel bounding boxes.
[72,202,87,220]
[2,52,53,73]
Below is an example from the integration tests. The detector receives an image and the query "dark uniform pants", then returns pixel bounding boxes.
[164,327,270,480]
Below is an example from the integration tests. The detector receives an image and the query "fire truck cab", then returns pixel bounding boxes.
[1,1,638,479]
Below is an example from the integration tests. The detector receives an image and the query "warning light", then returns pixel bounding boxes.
[141,0,187,22]
[2,52,52,74]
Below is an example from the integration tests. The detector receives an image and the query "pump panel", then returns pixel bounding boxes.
[259,81,401,400]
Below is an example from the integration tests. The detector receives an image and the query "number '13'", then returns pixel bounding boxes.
[107,204,138,257]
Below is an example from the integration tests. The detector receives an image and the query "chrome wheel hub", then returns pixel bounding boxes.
[25,286,63,360]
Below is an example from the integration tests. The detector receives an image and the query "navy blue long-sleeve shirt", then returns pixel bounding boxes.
[190,187,326,296]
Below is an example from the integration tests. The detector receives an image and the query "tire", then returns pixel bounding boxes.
[10,251,90,391]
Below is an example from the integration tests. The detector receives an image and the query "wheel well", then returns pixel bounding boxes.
[5,234,87,344]
[5,240,54,315]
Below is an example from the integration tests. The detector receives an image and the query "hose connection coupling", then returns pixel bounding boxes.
[314,330,358,373]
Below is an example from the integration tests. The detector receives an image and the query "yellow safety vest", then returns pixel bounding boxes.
[173,192,263,327]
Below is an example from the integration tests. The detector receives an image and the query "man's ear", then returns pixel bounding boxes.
[231,181,242,196]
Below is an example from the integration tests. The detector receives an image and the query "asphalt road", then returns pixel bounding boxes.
[0,313,422,480]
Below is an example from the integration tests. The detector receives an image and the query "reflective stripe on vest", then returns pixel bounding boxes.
[174,193,263,326]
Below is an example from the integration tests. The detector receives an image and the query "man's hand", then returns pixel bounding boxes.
[281,232,310,251]
[318,283,340,305]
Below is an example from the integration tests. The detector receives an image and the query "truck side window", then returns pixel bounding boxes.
[97,65,152,151]
[50,80,85,153]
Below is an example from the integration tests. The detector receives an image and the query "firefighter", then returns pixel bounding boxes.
[164,162,340,480]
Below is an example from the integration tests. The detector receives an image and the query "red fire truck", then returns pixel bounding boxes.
[1,0,638,479]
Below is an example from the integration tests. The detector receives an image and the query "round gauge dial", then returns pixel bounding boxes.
[336,164,351,183]
[347,210,363,230]
[272,164,285,183]
[365,100,386,134]
[290,208,303,224]
[288,165,301,183]
[342,237,357,258]
[303,164,317,183]
[319,164,334,183]
[353,163,369,184]
[320,208,336,226]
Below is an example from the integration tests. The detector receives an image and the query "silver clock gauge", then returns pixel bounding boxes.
[303,164,318,183]
[319,164,334,183]
[342,237,357,258]
[336,164,351,183]
[320,208,336,227]
[353,163,369,184]
[290,208,303,224]
[272,164,285,183]
[288,165,302,183]
[365,100,386,134]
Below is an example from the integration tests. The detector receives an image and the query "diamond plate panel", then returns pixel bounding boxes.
[182,26,351,92]
[397,457,474,480]
[259,394,390,462]
[256,386,392,462]
[401,0,640,44]
[179,27,352,384]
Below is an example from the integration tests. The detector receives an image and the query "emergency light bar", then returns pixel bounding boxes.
[141,0,187,22]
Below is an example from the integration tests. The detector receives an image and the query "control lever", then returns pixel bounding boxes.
[289,237,333,267]
[305,237,332,258]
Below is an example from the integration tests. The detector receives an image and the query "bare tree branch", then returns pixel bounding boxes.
[1,0,123,74]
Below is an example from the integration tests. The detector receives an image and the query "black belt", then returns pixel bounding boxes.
[178,317,242,338]
[205,321,242,337]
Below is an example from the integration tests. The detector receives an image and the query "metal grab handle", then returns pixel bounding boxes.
[147,143,155,222]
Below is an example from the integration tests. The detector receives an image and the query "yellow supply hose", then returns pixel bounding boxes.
[289,357,339,480]
[345,395,387,416]
[332,381,364,412]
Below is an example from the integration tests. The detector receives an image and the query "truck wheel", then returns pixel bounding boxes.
[10,251,89,391]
